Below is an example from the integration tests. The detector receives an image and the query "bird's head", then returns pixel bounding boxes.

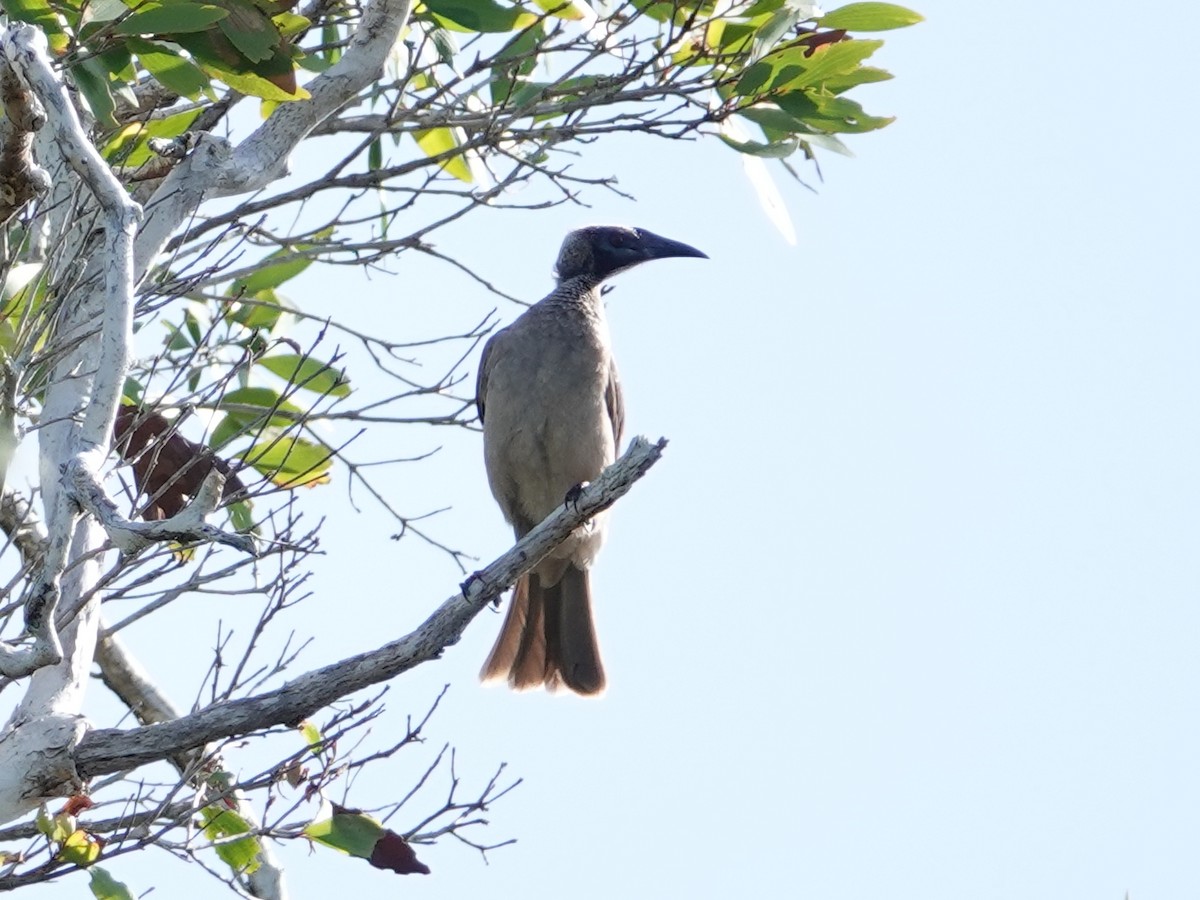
[554,226,707,283]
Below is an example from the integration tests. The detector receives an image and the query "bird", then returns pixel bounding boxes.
[476,225,707,695]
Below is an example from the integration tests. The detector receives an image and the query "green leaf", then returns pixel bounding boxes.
[217,0,282,63]
[775,90,894,133]
[490,21,543,103]
[257,354,351,398]
[96,47,135,81]
[217,67,306,100]
[818,2,924,31]
[72,59,117,129]
[2,262,44,310]
[228,289,284,330]
[201,807,262,876]
[113,3,230,35]
[235,256,312,295]
[122,377,144,405]
[737,38,884,96]
[821,65,894,93]
[104,105,202,167]
[241,431,332,488]
[749,5,803,64]
[59,829,101,866]
[128,38,210,97]
[227,498,256,533]
[219,386,303,419]
[5,0,69,53]
[273,12,310,38]
[530,0,593,20]
[718,133,800,158]
[423,0,537,33]
[35,805,54,839]
[413,128,473,183]
[210,386,303,447]
[89,867,135,900]
[299,720,323,752]
[305,810,383,858]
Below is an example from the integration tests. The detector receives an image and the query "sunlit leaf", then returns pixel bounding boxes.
[218,387,303,421]
[423,0,537,33]
[299,720,323,752]
[6,0,69,53]
[257,354,351,398]
[201,806,263,876]
[305,808,381,857]
[104,105,202,168]
[1,262,44,316]
[306,805,430,875]
[241,430,333,488]
[273,12,311,38]
[530,0,595,23]
[413,128,473,182]
[227,288,284,330]
[219,66,307,100]
[821,64,893,92]
[736,38,884,96]
[35,805,54,839]
[818,2,923,30]
[89,867,135,900]
[58,829,101,866]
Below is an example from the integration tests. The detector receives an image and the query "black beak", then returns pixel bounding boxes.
[634,229,708,262]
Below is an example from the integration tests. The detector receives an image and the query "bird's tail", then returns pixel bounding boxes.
[479,565,605,696]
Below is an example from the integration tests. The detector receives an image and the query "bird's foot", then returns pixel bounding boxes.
[460,571,492,604]
[563,481,589,512]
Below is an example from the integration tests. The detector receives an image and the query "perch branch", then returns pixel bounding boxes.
[74,437,667,777]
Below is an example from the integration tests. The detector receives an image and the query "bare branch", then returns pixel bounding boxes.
[74,436,667,777]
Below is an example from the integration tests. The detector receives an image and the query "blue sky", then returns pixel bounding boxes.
[18,1,1200,897]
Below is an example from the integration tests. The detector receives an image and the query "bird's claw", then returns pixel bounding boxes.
[461,571,487,603]
[563,481,588,512]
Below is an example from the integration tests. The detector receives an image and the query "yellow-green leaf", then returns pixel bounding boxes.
[241,430,333,488]
[89,866,135,900]
[201,807,263,876]
[414,127,472,182]
[818,2,924,31]
[257,354,351,398]
[58,829,101,866]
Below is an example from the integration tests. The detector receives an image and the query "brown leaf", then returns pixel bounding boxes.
[113,406,246,520]
[368,829,431,876]
[57,795,95,817]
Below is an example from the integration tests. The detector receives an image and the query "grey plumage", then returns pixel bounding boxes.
[476,226,706,695]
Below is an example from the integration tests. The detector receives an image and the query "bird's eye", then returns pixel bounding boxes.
[610,233,626,247]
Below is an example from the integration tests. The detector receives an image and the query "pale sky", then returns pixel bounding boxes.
[16,1,1200,897]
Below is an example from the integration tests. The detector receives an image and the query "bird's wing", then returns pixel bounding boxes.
[605,358,625,447]
[475,329,502,424]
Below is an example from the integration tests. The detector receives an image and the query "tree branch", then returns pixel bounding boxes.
[74,436,667,777]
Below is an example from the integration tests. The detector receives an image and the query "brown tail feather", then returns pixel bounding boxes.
[480,566,605,696]
[544,564,605,695]
[481,575,544,688]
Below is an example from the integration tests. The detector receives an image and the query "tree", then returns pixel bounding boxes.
[0,0,920,894]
